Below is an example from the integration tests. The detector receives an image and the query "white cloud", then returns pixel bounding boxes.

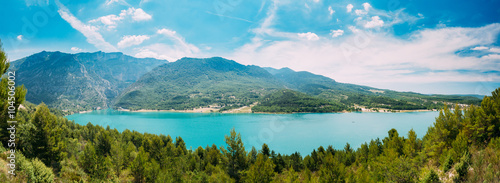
[354,3,371,16]
[128,8,152,21]
[17,35,23,41]
[157,28,200,53]
[298,32,320,41]
[105,0,119,6]
[138,28,200,61]
[71,47,83,52]
[312,0,320,3]
[56,1,118,52]
[89,14,123,30]
[471,46,489,50]
[489,47,500,53]
[364,16,384,28]
[355,9,367,16]
[229,23,500,86]
[105,0,131,6]
[362,3,371,11]
[135,43,198,61]
[89,7,152,30]
[135,48,170,60]
[481,54,500,60]
[346,4,353,13]
[330,29,344,37]
[117,35,150,48]
[328,6,335,15]
[348,26,361,33]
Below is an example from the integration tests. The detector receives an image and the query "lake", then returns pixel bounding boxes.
[66,110,439,155]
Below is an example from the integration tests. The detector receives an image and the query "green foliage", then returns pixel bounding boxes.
[421,169,441,183]
[244,154,275,183]
[252,89,347,113]
[115,57,282,111]
[442,154,453,172]
[318,153,345,183]
[222,128,247,181]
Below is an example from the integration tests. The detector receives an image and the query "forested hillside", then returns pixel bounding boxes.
[251,89,350,113]
[114,57,284,110]
[1,46,500,182]
[9,51,167,113]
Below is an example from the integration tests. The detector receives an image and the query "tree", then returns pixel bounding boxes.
[30,103,64,169]
[261,143,270,157]
[0,40,27,144]
[221,128,246,182]
[318,153,345,183]
[403,129,419,158]
[422,169,441,183]
[244,154,275,183]
[131,147,149,183]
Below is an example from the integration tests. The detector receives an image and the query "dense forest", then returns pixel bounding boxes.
[1,45,500,182]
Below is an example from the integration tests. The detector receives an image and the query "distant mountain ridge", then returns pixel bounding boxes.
[10,51,482,113]
[10,51,167,112]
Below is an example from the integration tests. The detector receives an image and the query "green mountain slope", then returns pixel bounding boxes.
[264,67,482,110]
[114,57,285,110]
[10,51,167,112]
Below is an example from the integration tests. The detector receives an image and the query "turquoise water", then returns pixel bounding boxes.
[66,110,439,155]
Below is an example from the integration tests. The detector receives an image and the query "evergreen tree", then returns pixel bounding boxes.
[222,128,246,182]
[244,154,275,183]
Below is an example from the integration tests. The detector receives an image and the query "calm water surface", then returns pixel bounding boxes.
[66,110,439,155]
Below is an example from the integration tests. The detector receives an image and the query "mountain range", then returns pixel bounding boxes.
[9,51,482,113]
[10,51,167,112]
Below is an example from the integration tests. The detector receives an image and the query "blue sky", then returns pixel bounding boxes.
[1,0,500,95]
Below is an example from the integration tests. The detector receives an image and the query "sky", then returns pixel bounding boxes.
[1,0,500,95]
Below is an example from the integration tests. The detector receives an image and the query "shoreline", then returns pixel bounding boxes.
[69,107,438,115]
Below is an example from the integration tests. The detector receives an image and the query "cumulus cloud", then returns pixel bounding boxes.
[362,3,371,11]
[298,32,320,41]
[117,35,150,48]
[56,1,118,52]
[128,8,152,21]
[89,7,152,30]
[312,0,320,2]
[330,29,344,38]
[364,16,384,28]
[17,35,23,41]
[71,47,83,52]
[346,4,353,13]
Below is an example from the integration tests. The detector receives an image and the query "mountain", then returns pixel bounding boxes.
[264,67,482,110]
[10,51,167,112]
[116,57,481,112]
[11,51,482,113]
[114,57,285,110]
